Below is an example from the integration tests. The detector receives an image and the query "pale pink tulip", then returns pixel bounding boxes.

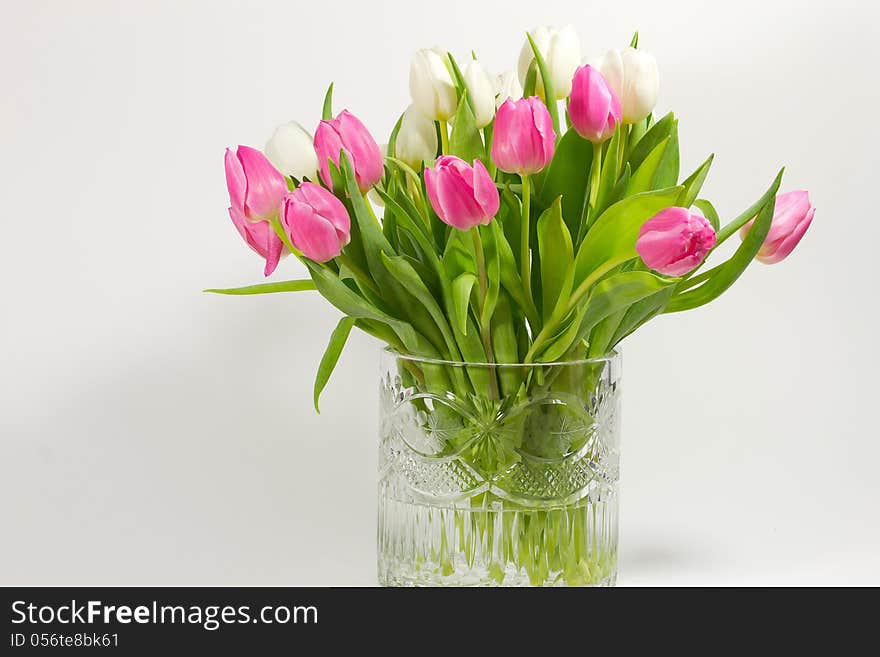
[224,146,288,276]
[281,182,351,262]
[636,207,717,276]
[740,190,814,264]
[424,155,500,230]
[568,65,622,144]
[490,97,555,175]
[314,110,383,193]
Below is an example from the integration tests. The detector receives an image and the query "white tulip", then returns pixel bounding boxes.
[494,70,523,108]
[463,60,496,128]
[517,25,581,99]
[394,105,438,169]
[264,121,319,181]
[409,48,458,121]
[594,47,659,123]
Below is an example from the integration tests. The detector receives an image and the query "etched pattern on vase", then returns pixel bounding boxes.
[377,353,621,587]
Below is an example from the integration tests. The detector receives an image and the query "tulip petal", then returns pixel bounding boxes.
[224,148,247,213]
[287,205,345,262]
[229,205,284,276]
[472,159,500,221]
[636,207,715,276]
[296,182,351,237]
[236,145,287,219]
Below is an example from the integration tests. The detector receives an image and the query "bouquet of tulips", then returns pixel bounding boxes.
[212,28,813,411]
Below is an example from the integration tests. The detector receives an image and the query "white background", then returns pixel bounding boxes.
[1,0,877,586]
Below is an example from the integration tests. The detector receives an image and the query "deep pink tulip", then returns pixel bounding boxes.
[568,65,622,144]
[281,182,351,262]
[224,146,288,276]
[636,207,717,276]
[740,190,814,264]
[314,110,383,193]
[490,97,555,175]
[424,155,500,230]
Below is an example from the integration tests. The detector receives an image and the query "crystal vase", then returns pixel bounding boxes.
[377,350,621,587]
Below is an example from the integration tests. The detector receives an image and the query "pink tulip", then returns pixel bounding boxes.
[568,65,622,144]
[490,97,556,175]
[281,182,351,262]
[224,145,288,276]
[740,190,814,264]
[314,110,383,193]
[424,155,500,230]
[636,207,717,276]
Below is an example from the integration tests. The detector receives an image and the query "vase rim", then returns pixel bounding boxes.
[384,347,620,368]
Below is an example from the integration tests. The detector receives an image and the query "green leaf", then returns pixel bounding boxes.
[610,163,631,206]
[527,32,560,135]
[387,113,405,164]
[540,271,673,361]
[380,251,462,363]
[694,199,720,231]
[491,219,538,329]
[630,31,640,48]
[609,286,676,345]
[652,120,679,188]
[449,91,485,164]
[679,154,714,208]
[304,260,425,354]
[313,316,355,412]
[536,197,574,321]
[451,273,477,335]
[354,318,404,351]
[715,168,785,245]
[626,136,670,196]
[341,152,451,350]
[373,186,437,266]
[204,280,316,295]
[627,112,675,172]
[573,186,683,287]
[536,306,586,362]
[539,129,593,239]
[594,125,622,217]
[665,172,783,313]
[478,224,501,328]
[491,294,523,395]
[523,61,538,98]
[321,82,334,120]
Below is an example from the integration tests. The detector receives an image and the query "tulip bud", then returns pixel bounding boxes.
[264,121,319,181]
[740,190,815,264]
[636,207,716,276]
[491,97,555,175]
[281,182,351,262]
[517,25,581,99]
[394,105,438,169]
[594,47,659,123]
[494,70,523,109]
[424,155,500,230]
[314,110,383,193]
[409,48,459,121]
[568,65,622,144]
[463,60,496,128]
[224,146,288,276]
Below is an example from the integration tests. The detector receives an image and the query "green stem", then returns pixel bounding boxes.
[617,125,628,173]
[483,123,496,179]
[439,120,449,154]
[520,174,533,310]
[586,141,603,228]
[337,253,379,295]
